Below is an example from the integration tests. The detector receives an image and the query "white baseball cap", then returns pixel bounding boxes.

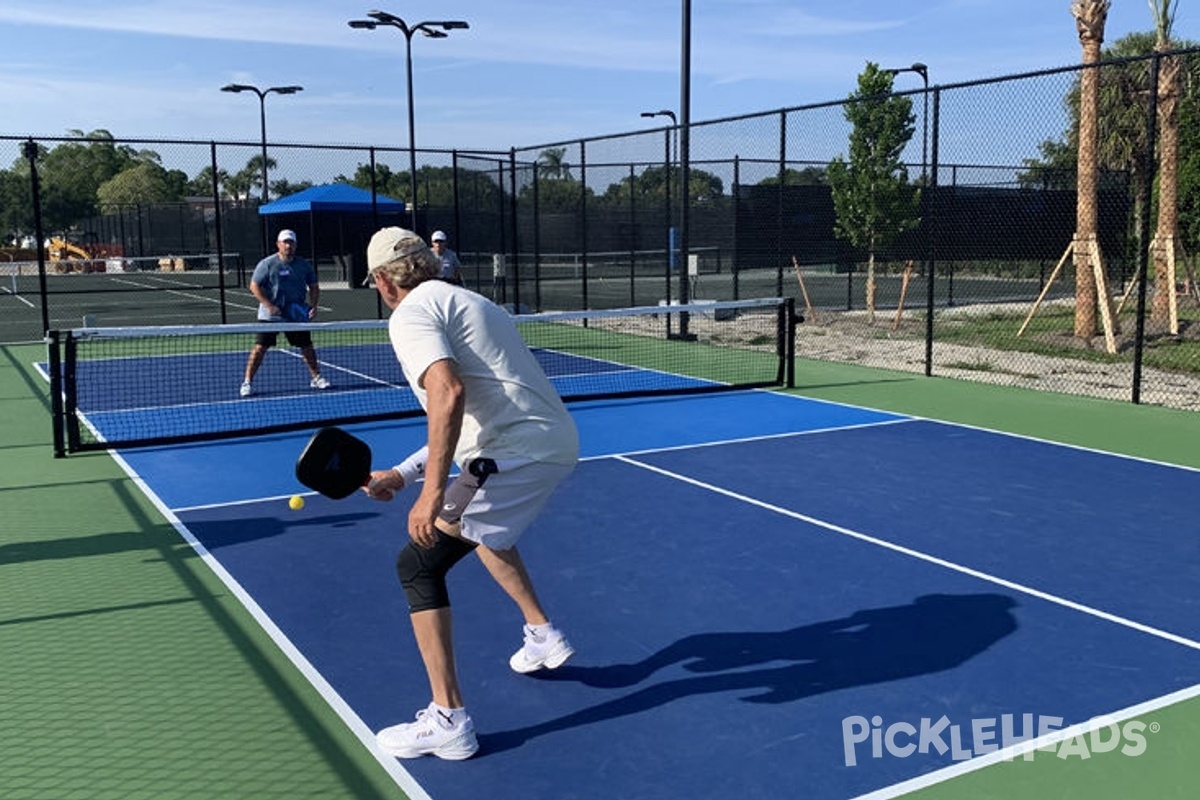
[364,226,441,285]
[277,229,297,243]
[430,230,447,242]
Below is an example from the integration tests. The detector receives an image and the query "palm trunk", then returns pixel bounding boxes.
[1151,49,1181,332]
[1071,0,1110,339]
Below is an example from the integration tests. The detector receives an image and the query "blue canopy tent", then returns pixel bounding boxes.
[258,183,407,287]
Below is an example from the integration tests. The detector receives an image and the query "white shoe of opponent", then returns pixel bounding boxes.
[509,624,575,674]
[376,703,478,760]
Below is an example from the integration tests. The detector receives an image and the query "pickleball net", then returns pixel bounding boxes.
[47,297,796,454]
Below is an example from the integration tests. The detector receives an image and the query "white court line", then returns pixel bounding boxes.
[848,682,1200,800]
[2,287,36,307]
[96,390,1196,800]
[614,446,1200,797]
[579,416,915,463]
[773,390,1200,475]
[614,454,1200,653]
[105,448,435,800]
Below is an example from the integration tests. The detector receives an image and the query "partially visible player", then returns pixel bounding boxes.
[428,229,463,285]
[362,226,579,761]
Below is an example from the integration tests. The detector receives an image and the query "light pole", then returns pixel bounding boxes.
[884,63,930,265]
[884,63,928,189]
[220,83,303,204]
[640,109,678,179]
[349,10,469,232]
[886,62,938,369]
[641,110,678,280]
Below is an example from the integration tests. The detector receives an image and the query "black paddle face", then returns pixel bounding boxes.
[295,427,372,499]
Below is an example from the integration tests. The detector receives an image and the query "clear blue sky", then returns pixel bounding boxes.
[0,1,1194,152]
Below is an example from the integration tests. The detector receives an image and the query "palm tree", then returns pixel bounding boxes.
[537,147,572,181]
[1071,0,1113,343]
[1150,0,1182,332]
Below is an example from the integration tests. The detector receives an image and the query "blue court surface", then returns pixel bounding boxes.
[112,390,1200,800]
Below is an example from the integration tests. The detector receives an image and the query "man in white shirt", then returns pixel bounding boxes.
[429,229,463,285]
[362,227,579,761]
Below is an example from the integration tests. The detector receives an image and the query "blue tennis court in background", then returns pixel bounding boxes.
[109,387,1200,800]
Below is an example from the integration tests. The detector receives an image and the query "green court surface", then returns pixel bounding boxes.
[2,340,1198,800]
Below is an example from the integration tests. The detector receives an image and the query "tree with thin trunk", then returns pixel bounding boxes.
[537,147,572,181]
[1150,0,1182,332]
[1071,0,1111,340]
[828,63,919,324]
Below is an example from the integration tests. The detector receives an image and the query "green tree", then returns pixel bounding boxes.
[97,162,187,207]
[1018,138,1077,190]
[758,166,829,186]
[537,147,572,181]
[339,162,409,199]
[523,177,593,212]
[0,167,32,238]
[269,178,314,199]
[415,165,460,208]
[1017,31,1200,327]
[338,162,507,211]
[37,130,145,230]
[827,62,919,322]
[187,165,231,198]
[223,170,255,204]
[598,164,725,208]
[234,154,277,202]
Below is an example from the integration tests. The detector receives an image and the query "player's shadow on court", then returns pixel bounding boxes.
[479,592,1017,756]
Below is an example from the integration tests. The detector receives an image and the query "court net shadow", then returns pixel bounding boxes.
[479,592,1017,756]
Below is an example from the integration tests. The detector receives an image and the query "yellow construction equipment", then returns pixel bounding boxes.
[46,236,104,273]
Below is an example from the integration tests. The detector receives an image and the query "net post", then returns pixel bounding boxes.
[63,331,82,453]
[47,330,66,457]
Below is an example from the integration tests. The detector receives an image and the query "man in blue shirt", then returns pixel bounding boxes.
[240,229,331,397]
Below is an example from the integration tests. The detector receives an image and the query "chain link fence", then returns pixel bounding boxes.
[3,49,1198,409]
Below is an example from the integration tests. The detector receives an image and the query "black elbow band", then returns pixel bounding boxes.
[396,532,478,613]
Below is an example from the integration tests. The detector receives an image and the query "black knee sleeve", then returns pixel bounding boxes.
[396,532,478,613]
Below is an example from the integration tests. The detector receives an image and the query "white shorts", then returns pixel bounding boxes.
[456,459,575,550]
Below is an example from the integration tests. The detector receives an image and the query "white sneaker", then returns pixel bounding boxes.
[310,375,331,390]
[509,624,575,674]
[239,380,253,398]
[376,703,478,760]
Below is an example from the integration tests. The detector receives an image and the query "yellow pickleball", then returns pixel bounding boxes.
[289,494,305,511]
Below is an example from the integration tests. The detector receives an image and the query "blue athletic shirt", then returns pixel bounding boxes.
[251,254,317,321]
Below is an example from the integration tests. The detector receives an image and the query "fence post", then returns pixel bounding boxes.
[923,88,941,377]
[210,141,229,323]
[25,140,51,336]
[1131,54,1160,404]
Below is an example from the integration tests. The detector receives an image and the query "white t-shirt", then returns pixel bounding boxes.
[388,281,579,466]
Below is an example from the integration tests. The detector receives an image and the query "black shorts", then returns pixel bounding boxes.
[255,325,313,349]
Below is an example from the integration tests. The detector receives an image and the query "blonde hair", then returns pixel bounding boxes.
[366,228,442,289]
